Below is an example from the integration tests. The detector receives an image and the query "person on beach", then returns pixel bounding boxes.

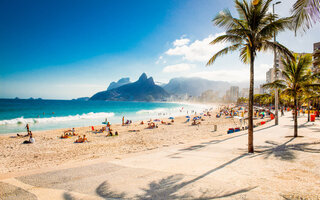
[71,128,76,135]
[82,135,87,142]
[75,136,82,143]
[122,116,125,126]
[25,124,30,133]
[23,133,35,144]
[75,135,88,143]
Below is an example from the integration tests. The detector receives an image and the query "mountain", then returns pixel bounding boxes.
[90,73,169,101]
[107,78,131,91]
[163,77,230,97]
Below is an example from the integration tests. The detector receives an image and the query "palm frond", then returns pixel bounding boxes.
[291,0,320,34]
[206,44,241,66]
[262,80,286,89]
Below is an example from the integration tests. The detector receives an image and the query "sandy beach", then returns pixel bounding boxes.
[0,105,263,176]
[1,110,319,199]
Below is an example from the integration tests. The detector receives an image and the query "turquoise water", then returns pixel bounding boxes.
[0,99,207,134]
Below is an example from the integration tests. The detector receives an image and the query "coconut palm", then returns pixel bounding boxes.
[291,0,320,34]
[252,0,320,34]
[264,54,318,137]
[207,0,293,153]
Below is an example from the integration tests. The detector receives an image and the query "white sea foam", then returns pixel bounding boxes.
[136,108,168,114]
[0,112,114,125]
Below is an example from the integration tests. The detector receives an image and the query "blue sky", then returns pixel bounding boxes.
[0,0,319,99]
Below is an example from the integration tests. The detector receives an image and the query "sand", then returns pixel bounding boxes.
[1,108,320,199]
[0,107,261,176]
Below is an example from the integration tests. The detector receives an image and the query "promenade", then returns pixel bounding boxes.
[1,114,320,200]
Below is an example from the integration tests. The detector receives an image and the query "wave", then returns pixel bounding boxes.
[0,112,115,125]
[136,108,168,114]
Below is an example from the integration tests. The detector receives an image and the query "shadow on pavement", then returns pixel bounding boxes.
[168,123,275,158]
[64,174,256,200]
[0,182,37,200]
[253,137,320,161]
[63,154,255,199]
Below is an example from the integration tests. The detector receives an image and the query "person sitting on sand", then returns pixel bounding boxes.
[23,133,35,144]
[82,135,87,142]
[71,128,76,135]
[61,132,71,139]
[109,131,113,136]
[75,136,82,143]
[75,135,87,143]
[147,122,156,129]
[115,131,118,136]
[140,121,144,125]
[192,120,201,126]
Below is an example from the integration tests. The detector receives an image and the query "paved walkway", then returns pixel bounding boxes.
[1,114,320,200]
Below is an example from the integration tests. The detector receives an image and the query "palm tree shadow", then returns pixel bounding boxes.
[252,138,320,161]
[88,174,256,200]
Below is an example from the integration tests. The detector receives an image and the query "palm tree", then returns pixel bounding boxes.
[253,0,320,34]
[265,54,316,137]
[207,0,293,153]
[291,0,320,34]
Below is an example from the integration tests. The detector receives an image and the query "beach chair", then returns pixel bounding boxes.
[185,118,190,123]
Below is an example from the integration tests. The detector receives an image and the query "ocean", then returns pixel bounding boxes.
[0,99,210,134]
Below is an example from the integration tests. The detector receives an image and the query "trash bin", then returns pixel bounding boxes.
[311,115,315,122]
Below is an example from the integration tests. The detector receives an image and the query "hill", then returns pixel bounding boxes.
[163,77,230,97]
[90,73,169,101]
[107,78,131,91]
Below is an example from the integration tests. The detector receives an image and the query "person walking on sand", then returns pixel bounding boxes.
[122,116,124,126]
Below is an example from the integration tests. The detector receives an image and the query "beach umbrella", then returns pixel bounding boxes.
[169,117,174,119]
[186,116,190,118]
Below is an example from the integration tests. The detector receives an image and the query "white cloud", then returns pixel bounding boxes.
[173,38,190,47]
[163,63,194,73]
[165,33,226,62]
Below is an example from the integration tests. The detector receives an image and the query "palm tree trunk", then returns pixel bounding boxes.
[248,51,255,153]
[294,94,298,137]
[308,100,310,122]
[317,98,320,118]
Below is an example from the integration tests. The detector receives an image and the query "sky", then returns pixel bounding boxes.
[0,0,319,99]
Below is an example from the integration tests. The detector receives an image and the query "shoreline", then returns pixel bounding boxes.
[0,101,216,135]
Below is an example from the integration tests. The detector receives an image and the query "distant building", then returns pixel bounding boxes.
[254,87,261,95]
[313,42,320,72]
[266,68,275,83]
[259,84,266,94]
[230,86,239,102]
[240,88,249,98]
[268,51,312,83]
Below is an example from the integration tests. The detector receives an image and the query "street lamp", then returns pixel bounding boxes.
[273,1,281,125]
